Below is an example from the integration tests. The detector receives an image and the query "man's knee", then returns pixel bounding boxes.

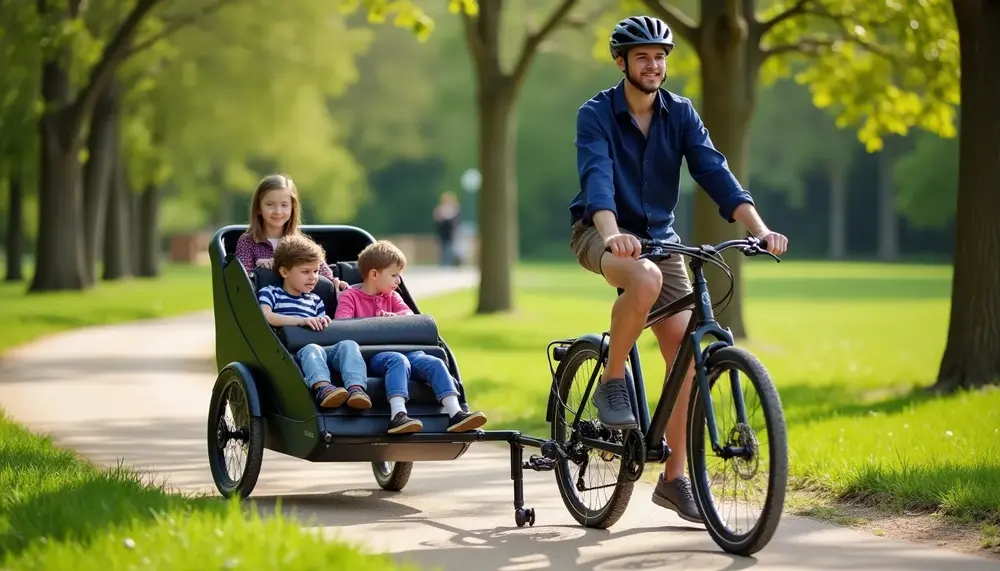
[618,260,663,308]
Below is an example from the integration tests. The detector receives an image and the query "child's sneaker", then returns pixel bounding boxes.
[388,412,423,434]
[447,410,488,432]
[345,386,372,409]
[315,384,348,408]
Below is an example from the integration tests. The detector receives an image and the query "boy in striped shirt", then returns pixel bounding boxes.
[258,234,372,409]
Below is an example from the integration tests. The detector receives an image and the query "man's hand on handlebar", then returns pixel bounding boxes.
[603,233,643,259]
[756,230,788,256]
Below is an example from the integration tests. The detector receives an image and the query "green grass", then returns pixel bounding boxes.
[0,412,413,570]
[0,264,213,355]
[418,260,1000,525]
[0,264,414,570]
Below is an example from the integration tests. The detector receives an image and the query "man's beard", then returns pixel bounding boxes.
[625,65,666,94]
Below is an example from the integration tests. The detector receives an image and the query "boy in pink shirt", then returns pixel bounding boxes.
[335,240,488,435]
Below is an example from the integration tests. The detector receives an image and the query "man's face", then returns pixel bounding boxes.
[619,46,669,94]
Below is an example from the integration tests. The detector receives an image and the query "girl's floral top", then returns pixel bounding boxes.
[233,231,334,281]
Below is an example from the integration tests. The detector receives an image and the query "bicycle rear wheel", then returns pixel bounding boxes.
[688,346,788,555]
[551,340,634,529]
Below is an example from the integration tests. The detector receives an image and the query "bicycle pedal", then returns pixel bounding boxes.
[524,455,556,472]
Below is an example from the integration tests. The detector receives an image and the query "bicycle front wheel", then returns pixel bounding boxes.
[687,346,788,555]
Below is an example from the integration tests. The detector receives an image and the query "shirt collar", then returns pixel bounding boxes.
[611,78,670,117]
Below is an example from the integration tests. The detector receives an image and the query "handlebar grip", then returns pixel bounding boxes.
[758,239,769,250]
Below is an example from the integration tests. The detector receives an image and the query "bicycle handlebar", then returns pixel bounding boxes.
[604,236,781,263]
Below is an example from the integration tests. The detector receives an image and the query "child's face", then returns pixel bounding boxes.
[279,261,321,295]
[259,189,293,234]
[368,264,402,295]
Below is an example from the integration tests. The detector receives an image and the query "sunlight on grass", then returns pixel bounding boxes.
[0,411,413,570]
[419,260,1000,523]
[0,264,213,355]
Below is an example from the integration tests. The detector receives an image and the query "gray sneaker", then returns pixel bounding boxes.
[651,474,704,524]
[591,378,637,430]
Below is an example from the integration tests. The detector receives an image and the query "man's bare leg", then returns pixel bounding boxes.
[590,254,662,429]
[600,254,662,380]
[648,310,703,523]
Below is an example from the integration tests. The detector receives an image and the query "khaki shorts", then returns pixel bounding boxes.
[570,220,693,311]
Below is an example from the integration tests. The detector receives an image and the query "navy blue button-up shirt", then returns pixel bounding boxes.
[569,79,754,242]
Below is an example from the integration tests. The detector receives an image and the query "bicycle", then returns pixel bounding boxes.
[539,235,789,556]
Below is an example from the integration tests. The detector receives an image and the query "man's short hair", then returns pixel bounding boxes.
[273,234,325,272]
[357,240,407,277]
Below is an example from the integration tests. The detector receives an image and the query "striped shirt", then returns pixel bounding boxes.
[257,285,326,319]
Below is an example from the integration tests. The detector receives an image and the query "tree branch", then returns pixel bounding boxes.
[640,0,700,46]
[510,0,579,86]
[761,34,836,60]
[69,0,162,136]
[805,5,898,62]
[123,0,236,59]
[754,0,813,42]
[460,10,489,73]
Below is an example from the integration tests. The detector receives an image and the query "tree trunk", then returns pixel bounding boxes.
[828,163,847,260]
[136,183,160,277]
[4,168,25,282]
[28,0,160,292]
[102,137,132,281]
[692,0,759,338]
[475,85,517,314]
[876,142,899,261]
[82,80,120,285]
[29,60,88,292]
[932,0,1000,392]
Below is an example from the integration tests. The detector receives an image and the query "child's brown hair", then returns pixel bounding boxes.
[248,174,301,242]
[357,240,407,278]
[273,234,325,274]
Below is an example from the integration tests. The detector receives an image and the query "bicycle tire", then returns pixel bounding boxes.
[551,339,634,529]
[687,345,788,555]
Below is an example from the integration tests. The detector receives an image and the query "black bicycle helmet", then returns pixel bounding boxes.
[609,15,674,60]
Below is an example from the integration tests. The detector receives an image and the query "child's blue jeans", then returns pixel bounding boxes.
[296,340,367,390]
[369,350,459,402]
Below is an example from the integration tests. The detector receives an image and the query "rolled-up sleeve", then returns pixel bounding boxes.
[575,107,617,223]
[681,101,754,222]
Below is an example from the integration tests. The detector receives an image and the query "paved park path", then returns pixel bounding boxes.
[0,266,996,570]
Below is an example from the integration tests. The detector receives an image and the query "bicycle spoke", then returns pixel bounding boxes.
[703,367,770,536]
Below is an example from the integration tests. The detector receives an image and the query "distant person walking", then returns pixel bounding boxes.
[433,191,461,267]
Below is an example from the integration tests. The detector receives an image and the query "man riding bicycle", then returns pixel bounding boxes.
[568,15,789,524]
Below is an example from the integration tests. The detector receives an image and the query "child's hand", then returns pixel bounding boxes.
[301,316,329,331]
[256,258,274,269]
[333,277,348,291]
[377,310,396,318]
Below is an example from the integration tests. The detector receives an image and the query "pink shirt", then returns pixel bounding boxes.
[334,285,412,319]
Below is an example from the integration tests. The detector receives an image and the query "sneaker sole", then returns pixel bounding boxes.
[347,394,372,409]
[388,420,423,434]
[447,413,488,432]
[319,389,349,408]
[651,492,705,524]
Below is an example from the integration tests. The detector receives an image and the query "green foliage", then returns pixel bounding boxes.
[894,131,957,229]
[339,0,479,43]
[0,1,42,180]
[125,0,377,223]
[766,0,960,151]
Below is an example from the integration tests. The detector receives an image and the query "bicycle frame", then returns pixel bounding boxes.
[566,252,751,461]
